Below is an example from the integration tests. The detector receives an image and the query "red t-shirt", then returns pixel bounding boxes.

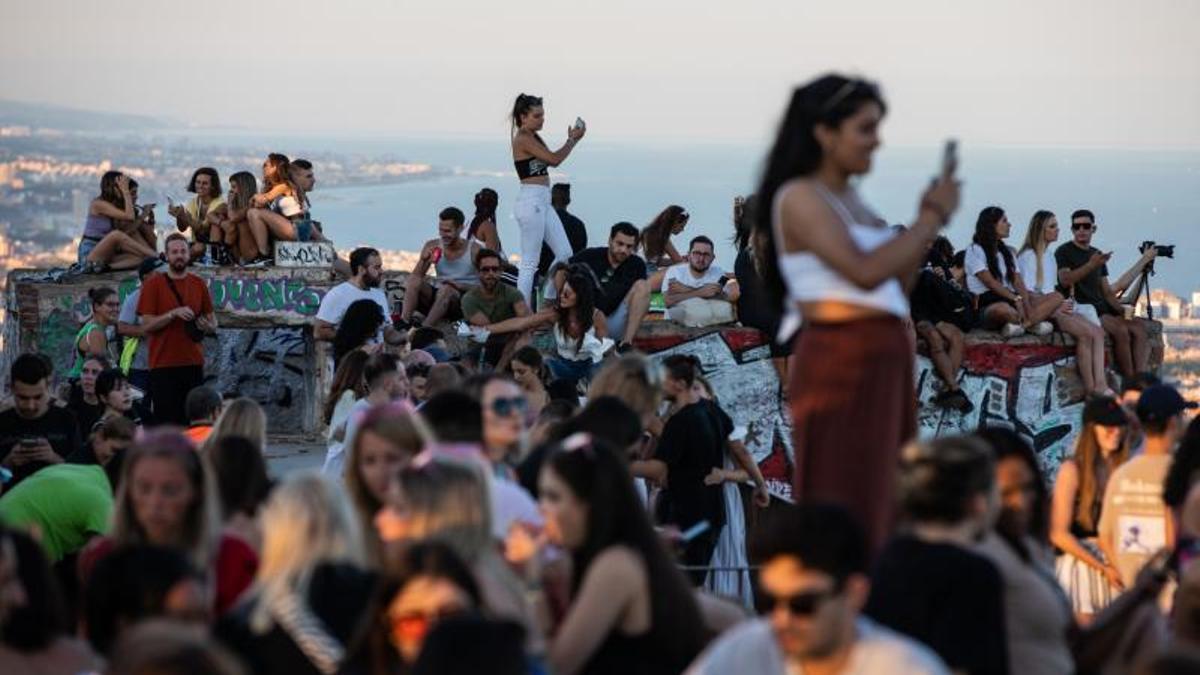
[136,272,213,369]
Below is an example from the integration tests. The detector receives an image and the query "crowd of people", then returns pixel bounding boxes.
[0,80,1197,674]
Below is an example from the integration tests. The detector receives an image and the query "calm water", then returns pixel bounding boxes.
[175,133,1200,298]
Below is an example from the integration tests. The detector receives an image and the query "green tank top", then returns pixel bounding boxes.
[68,321,105,379]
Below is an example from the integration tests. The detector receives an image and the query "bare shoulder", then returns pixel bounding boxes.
[587,545,647,582]
[778,179,836,222]
[1055,459,1079,485]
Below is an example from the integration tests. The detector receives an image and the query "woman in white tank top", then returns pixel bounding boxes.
[751,74,960,555]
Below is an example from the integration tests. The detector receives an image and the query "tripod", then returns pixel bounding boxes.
[1137,262,1155,320]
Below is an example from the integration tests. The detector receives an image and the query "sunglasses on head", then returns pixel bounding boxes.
[490,396,528,417]
[1071,222,1094,231]
[754,586,838,617]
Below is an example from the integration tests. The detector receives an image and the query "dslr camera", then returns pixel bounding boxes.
[1140,241,1175,258]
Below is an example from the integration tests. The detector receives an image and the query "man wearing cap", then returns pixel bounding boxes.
[1098,384,1196,588]
[117,257,165,398]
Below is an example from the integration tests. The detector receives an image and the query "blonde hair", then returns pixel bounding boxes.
[202,398,267,455]
[249,472,367,633]
[1017,210,1056,290]
[111,431,221,573]
[345,402,434,519]
[587,354,664,422]
[395,456,493,564]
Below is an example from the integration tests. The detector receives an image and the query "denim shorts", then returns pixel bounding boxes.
[77,237,100,263]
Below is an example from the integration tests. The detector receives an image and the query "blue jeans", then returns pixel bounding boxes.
[546,357,597,383]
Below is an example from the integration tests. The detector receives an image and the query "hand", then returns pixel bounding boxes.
[116,174,131,192]
[174,307,196,322]
[567,125,586,141]
[919,176,961,227]
[250,194,268,208]
[4,443,29,467]
[29,441,61,465]
[1061,298,1075,314]
[698,284,722,299]
[195,315,215,333]
[1014,298,1029,323]
[703,468,727,486]
[1141,247,1158,263]
[752,484,771,508]
[168,204,185,219]
[1103,564,1126,591]
[1089,251,1112,269]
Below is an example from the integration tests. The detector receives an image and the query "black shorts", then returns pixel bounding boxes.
[977,291,1016,314]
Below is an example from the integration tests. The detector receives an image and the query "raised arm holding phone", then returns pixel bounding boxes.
[752,74,960,556]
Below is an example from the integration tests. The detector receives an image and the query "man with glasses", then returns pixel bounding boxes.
[462,248,531,369]
[663,235,740,328]
[1055,209,1155,379]
[687,503,947,674]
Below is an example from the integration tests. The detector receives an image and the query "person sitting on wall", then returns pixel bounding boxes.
[552,221,651,351]
[208,171,258,265]
[461,248,532,370]
[244,153,329,266]
[314,247,406,351]
[111,178,158,254]
[76,172,159,274]
[288,158,351,278]
[662,235,739,328]
[910,236,974,413]
[167,167,224,264]
[400,207,481,328]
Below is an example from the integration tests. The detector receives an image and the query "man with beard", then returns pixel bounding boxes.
[400,207,480,328]
[137,234,216,425]
[462,248,531,369]
[687,503,947,675]
[663,235,739,328]
[553,221,651,349]
[315,246,406,347]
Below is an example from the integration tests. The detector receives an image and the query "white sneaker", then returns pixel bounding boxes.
[1001,323,1025,338]
[1030,321,1054,336]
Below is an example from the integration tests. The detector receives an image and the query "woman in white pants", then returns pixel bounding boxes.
[511,93,586,304]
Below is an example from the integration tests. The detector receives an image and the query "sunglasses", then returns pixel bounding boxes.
[490,396,528,417]
[1071,222,1094,231]
[754,587,837,617]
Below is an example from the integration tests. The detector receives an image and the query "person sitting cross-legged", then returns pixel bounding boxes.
[461,248,532,370]
[663,235,739,328]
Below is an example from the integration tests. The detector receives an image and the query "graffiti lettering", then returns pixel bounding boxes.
[275,241,336,268]
[209,277,326,317]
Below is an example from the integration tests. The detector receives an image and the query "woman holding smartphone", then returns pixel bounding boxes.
[511,93,586,305]
[753,74,960,555]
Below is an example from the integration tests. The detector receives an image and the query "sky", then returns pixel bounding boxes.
[2,0,1199,149]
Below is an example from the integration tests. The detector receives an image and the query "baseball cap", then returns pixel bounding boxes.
[1083,396,1129,427]
[137,256,165,278]
[1136,384,1198,424]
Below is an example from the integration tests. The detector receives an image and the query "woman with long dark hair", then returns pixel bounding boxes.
[333,299,386,369]
[510,93,586,304]
[213,171,259,264]
[753,74,959,554]
[641,204,689,291]
[167,167,224,263]
[732,195,790,383]
[509,346,549,419]
[468,188,503,255]
[965,206,1060,338]
[1050,396,1130,623]
[1017,210,1108,394]
[539,434,709,674]
[77,171,159,273]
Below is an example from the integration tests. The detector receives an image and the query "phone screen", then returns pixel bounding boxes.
[942,139,958,177]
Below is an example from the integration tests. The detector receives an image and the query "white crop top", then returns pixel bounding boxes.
[772,181,909,318]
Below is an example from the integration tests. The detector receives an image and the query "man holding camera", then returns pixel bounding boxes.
[1055,209,1154,380]
[137,233,216,425]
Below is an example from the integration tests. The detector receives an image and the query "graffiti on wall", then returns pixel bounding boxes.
[275,241,336,268]
[206,327,313,433]
[208,277,326,317]
[916,343,1084,481]
[637,328,795,501]
[34,277,139,380]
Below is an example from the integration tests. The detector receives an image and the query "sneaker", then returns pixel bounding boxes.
[1030,321,1054,336]
[1001,323,1025,338]
[243,254,273,267]
[932,390,957,409]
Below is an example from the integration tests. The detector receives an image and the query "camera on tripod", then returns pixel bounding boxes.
[1139,241,1175,258]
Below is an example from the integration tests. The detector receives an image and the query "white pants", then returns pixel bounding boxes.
[667,297,735,328]
[514,184,573,305]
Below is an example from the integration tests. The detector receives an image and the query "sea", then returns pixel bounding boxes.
[165,133,1200,298]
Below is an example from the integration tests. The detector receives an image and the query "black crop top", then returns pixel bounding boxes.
[515,155,549,179]
[515,134,551,179]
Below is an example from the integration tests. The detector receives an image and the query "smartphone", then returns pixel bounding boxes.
[680,520,711,543]
[941,139,958,178]
[574,117,586,131]
[19,436,38,448]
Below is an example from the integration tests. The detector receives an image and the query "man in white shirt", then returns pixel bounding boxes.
[687,503,947,675]
[663,236,740,328]
[314,246,406,348]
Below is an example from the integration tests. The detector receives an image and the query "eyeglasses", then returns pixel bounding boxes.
[489,396,528,417]
[1071,222,1094,231]
[754,587,838,617]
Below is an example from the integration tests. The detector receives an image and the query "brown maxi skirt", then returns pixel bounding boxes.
[789,316,916,556]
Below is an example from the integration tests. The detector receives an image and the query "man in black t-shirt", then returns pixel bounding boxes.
[1055,209,1151,378]
[553,222,651,349]
[538,183,588,279]
[633,355,728,584]
[0,354,81,490]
